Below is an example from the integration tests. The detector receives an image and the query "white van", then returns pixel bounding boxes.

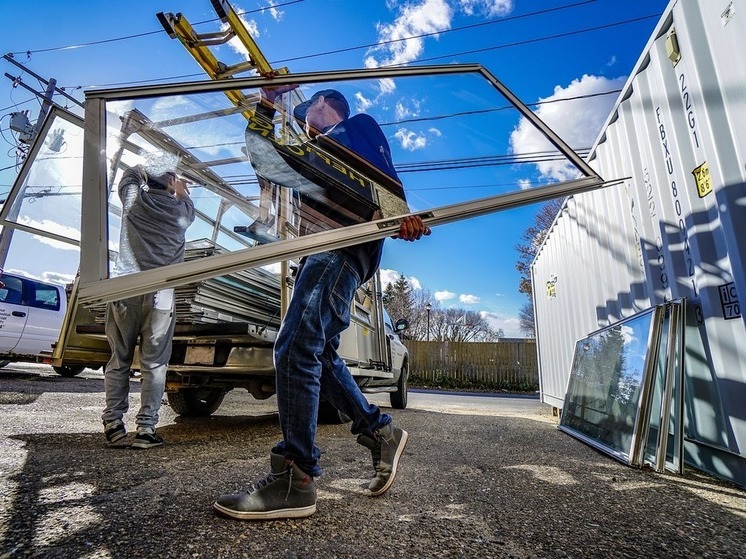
[0,272,75,373]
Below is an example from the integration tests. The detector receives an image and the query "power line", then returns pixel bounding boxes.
[380,88,622,129]
[88,13,658,90]
[271,0,597,65]
[4,1,655,93]
[406,14,660,66]
[7,0,306,56]
[1,97,36,113]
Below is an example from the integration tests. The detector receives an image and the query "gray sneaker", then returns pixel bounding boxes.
[213,452,317,520]
[357,422,409,496]
[103,419,127,444]
[132,428,163,449]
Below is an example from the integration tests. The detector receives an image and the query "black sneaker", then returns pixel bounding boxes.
[213,452,316,521]
[132,429,163,449]
[103,419,127,444]
[357,422,409,496]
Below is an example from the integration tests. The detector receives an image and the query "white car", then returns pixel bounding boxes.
[0,272,82,376]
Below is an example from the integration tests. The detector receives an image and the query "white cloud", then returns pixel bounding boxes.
[509,74,626,181]
[394,128,427,151]
[379,268,423,291]
[354,92,375,113]
[367,0,453,68]
[480,310,524,338]
[262,0,284,21]
[4,267,75,286]
[458,0,514,17]
[459,294,480,304]
[378,78,397,95]
[620,324,636,345]
[395,99,422,120]
[435,290,455,302]
[428,127,442,137]
[518,178,531,190]
[17,217,79,251]
[363,0,514,100]
[222,16,261,61]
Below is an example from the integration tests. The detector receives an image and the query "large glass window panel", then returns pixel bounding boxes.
[0,228,80,285]
[559,307,663,464]
[0,108,83,285]
[650,300,685,473]
[77,66,601,307]
[94,69,595,284]
[2,110,84,245]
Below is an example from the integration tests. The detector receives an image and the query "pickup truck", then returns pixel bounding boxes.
[7,103,412,421]
[57,260,410,422]
[0,272,83,376]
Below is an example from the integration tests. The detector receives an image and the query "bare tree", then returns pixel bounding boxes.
[518,301,535,338]
[430,307,503,342]
[514,198,564,296]
[514,198,564,335]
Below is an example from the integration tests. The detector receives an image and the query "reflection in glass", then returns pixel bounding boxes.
[98,72,587,281]
[0,109,83,282]
[645,300,685,473]
[559,308,660,463]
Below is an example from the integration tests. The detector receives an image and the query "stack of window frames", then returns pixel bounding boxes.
[559,300,685,474]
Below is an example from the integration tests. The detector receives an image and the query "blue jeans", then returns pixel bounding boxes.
[102,290,176,430]
[272,250,390,477]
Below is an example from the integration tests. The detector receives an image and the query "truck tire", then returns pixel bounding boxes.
[53,365,86,378]
[167,388,226,416]
[317,399,351,424]
[390,360,408,409]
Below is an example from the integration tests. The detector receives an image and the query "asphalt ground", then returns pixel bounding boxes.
[1,364,744,559]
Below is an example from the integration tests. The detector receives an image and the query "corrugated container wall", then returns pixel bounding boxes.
[533,0,746,487]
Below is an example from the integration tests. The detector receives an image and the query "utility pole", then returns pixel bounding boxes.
[3,53,84,110]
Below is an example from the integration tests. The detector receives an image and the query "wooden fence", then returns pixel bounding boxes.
[403,340,538,390]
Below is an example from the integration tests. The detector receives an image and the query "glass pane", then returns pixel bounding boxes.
[4,112,84,243]
[100,71,588,282]
[559,308,657,463]
[0,228,80,285]
[644,306,671,464]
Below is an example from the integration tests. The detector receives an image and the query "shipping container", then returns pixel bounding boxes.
[533,0,746,487]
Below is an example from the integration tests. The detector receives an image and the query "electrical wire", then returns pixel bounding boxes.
[5,1,658,94]
[7,0,306,56]
[80,12,659,90]
[404,14,660,66]
[0,3,654,195]
[379,88,622,128]
[271,0,597,65]
[1,98,36,113]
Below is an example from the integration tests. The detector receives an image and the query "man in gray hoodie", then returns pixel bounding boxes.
[102,165,195,449]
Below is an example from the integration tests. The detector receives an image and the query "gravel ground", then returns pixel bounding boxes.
[1,364,744,559]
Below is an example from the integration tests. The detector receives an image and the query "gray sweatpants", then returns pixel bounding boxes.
[102,290,176,429]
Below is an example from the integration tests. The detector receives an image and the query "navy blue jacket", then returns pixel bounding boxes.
[247,104,405,282]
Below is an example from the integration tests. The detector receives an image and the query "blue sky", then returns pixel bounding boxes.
[0,0,670,336]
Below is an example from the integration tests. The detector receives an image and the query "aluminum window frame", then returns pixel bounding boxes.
[77,63,605,306]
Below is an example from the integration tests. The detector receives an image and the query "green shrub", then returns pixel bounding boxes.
[409,373,538,394]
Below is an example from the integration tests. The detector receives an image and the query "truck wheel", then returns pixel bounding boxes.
[317,399,351,424]
[167,388,226,416]
[390,360,408,409]
[53,365,86,378]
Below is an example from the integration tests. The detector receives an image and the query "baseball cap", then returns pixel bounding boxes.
[293,89,350,122]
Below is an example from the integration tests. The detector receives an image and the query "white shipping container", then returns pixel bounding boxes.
[533,0,746,487]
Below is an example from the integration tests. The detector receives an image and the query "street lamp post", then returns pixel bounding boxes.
[425,302,432,341]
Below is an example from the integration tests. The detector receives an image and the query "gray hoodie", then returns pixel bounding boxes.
[112,167,195,277]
